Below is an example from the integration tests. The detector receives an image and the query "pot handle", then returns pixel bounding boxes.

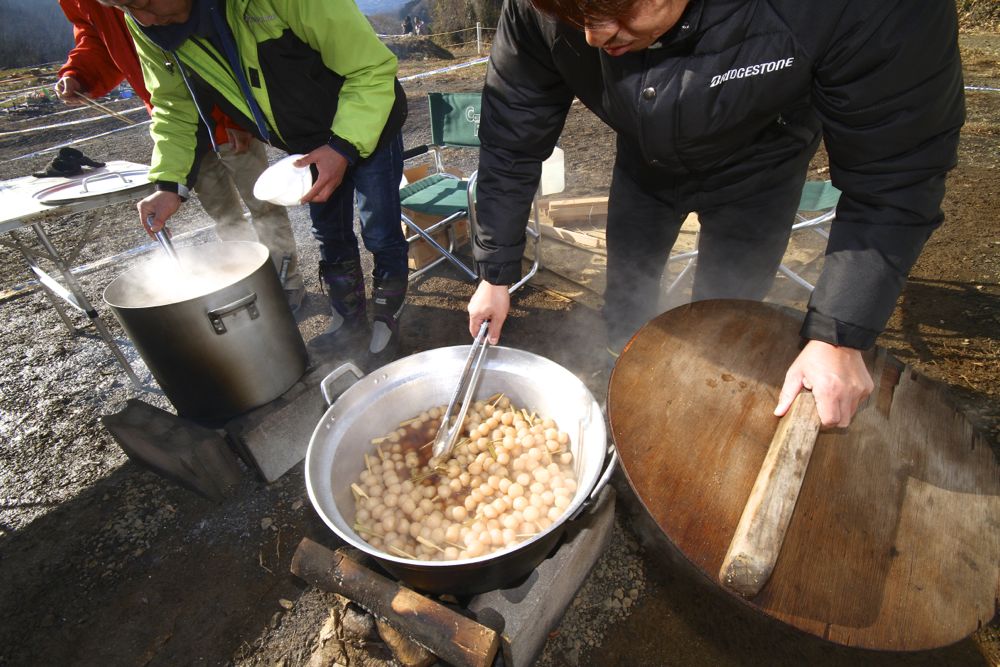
[320,363,365,406]
[207,292,259,334]
[569,443,619,521]
[80,170,133,193]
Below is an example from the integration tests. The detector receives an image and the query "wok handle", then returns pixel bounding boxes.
[320,363,365,406]
[719,391,822,598]
[569,443,618,521]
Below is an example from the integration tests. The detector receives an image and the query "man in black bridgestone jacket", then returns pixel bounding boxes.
[466,0,964,427]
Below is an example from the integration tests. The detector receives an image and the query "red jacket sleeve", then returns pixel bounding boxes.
[57,0,126,100]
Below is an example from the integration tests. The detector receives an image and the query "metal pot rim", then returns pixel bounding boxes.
[103,241,269,309]
[305,345,613,569]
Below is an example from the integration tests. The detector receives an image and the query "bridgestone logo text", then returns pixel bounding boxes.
[710,57,795,88]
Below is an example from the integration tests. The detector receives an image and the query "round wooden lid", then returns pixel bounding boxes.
[607,299,1000,650]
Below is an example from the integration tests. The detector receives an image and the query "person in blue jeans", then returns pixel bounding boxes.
[312,133,409,352]
[107,0,410,353]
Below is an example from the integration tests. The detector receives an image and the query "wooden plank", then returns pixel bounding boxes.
[545,196,608,217]
[290,540,500,667]
[539,223,606,252]
[540,196,608,228]
[720,392,822,597]
[607,300,1000,650]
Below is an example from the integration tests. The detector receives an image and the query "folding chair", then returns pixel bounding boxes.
[776,179,841,291]
[664,179,841,295]
[399,92,544,291]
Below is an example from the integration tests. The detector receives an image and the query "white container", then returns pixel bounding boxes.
[253,154,313,206]
[540,146,565,196]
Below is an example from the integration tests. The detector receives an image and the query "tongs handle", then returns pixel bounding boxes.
[431,321,491,461]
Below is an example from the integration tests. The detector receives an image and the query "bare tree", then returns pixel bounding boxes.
[431,0,501,46]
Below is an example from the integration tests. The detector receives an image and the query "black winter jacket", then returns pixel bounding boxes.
[474,0,964,349]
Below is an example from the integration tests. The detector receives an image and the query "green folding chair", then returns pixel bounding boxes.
[664,179,842,295]
[776,179,841,291]
[399,92,543,289]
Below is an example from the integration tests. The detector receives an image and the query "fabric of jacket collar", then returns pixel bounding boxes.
[138,0,219,51]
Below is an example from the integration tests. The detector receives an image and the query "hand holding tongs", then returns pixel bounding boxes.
[431,321,491,462]
[147,213,180,266]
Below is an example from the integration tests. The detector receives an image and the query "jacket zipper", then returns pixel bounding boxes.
[162,46,219,154]
[175,37,278,149]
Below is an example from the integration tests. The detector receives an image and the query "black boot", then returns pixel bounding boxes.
[319,259,366,333]
[369,276,407,353]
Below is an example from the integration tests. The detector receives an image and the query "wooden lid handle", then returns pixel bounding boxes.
[719,391,822,597]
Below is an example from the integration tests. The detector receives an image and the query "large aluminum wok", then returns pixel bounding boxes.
[305,345,616,595]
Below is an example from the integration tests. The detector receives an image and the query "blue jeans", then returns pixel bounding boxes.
[309,133,408,279]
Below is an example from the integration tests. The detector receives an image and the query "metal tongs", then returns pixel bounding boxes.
[431,321,491,462]
[148,214,181,266]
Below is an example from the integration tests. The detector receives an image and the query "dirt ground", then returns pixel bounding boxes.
[0,28,998,667]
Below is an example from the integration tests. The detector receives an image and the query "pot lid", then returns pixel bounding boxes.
[607,299,1000,650]
[33,165,151,206]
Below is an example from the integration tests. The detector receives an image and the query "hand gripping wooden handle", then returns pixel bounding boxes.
[719,391,822,597]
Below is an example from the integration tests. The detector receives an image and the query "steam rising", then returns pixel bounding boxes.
[104,241,269,309]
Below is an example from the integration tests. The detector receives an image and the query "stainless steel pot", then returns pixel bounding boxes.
[306,345,617,595]
[104,241,307,421]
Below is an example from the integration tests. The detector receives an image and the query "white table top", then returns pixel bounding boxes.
[0,161,152,236]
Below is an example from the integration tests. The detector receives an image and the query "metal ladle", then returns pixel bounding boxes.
[148,214,181,267]
[431,321,491,462]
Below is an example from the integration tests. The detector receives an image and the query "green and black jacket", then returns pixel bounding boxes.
[127,0,407,192]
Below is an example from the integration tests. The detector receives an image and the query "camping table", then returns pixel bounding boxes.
[0,161,153,388]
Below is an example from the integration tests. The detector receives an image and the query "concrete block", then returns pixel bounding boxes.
[225,360,355,483]
[102,398,242,502]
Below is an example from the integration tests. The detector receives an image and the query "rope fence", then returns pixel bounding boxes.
[380,22,497,54]
[399,56,488,83]
[0,105,146,138]
[2,53,489,163]
[7,120,150,162]
[3,96,136,124]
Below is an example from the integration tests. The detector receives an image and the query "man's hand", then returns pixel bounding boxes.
[468,281,510,344]
[295,145,348,203]
[54,77,85,105]
[138,191,182,236]
[224,127,252,154]
[774,340,874,428]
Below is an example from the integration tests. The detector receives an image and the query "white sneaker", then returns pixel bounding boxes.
[369,320,393,353]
